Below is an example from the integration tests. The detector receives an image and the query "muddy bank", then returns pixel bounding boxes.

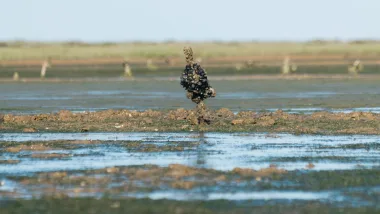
[6,164,287,193]
[1,109,380,134]
[2,164,380,209]
[3,164,380,195]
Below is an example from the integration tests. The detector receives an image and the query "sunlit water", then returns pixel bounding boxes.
[0,132,379,174]
[2,80,380,114]
[0,132,379,205]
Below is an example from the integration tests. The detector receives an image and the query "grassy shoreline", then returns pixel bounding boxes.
[1,41,380,61]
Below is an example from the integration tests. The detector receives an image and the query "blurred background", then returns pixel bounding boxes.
[1,0,380,114]
[2,2,380,213]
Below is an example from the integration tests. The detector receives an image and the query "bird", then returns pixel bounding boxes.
[180,47,216,104]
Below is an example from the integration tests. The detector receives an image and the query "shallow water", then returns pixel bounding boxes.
[0,132,379,207]
[128,190,335,201]
[2,79,380,114]
[0,132,379,174]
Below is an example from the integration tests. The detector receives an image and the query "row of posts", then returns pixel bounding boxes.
[11,57,364,80]
[236,57,363,75]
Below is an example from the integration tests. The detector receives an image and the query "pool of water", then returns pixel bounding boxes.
[0,132,379,174]
[2,79,380,114]
[0,132,379,207]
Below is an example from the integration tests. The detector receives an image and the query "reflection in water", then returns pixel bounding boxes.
[196,132,207,167]
[0,132,380,175]
[0,132,379,205]
[196,131,209,199]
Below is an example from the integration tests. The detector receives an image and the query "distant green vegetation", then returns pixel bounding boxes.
[1,65,380,78]
[1,40,380,60]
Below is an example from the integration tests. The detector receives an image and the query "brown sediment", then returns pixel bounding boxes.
[306,163,315,169]
[1,140,100,154]
[1,109,380,134]
[5,144,54,153]
[29,153,71,159]
[232,165,287,177]
[0,159,21,164]
[67,140,102,145]
[11,164,286,195]
[23,128,37,133]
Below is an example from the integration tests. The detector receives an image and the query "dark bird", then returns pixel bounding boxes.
[180,47,216,104]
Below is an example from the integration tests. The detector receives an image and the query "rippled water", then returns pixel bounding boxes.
[0,132,379,206]
[2,79,380,114]
[0,132,379,174]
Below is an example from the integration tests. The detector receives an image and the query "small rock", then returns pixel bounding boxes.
[106,167,119,174]
[257,118,276,127]
[306,163,315,169]
[214,175,227,182]
[216,108,234,118]
[232,167,255,176]
[115,123,124,129]
[80,127,89,132]
[49,172,67,179]
[231,119,244,125]
[58,110,73,121]
[181,125,189,129]
[171,181,195,189]
[3,114,13,123]
[144,118,153,125]
[23,128,37,133]
[187,112,198,125]
[274,109,284,115]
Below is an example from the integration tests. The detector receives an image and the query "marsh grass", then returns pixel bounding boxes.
[2,41,380,60]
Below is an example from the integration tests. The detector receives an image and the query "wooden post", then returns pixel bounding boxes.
[41,59,51,79]
[13,72,19,81]
[282,56,290,74]
[122,61,133,77]
[348,60,363,74]
[146,59,157,70]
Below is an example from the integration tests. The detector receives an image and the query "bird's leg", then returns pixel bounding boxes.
[196,101,210,125]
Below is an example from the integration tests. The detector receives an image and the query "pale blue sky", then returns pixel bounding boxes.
[0,0,378,42]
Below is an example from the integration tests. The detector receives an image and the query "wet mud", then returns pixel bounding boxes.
[1,108,380,134]
[1,164,380,211]
[0,132,379,212]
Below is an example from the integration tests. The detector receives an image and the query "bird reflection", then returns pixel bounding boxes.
[195,131,207,167]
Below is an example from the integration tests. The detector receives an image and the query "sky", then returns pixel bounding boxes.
[0,0,378,42]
